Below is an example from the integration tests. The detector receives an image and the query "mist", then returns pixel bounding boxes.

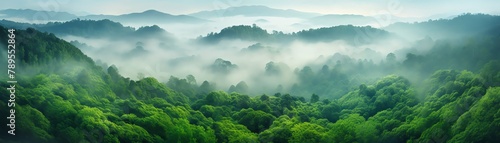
[21,12,489,98]
[59,20,420,97]
[121,16,306,39]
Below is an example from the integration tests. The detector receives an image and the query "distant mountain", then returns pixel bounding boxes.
[255,19,269,23]
[134,25,168,37]
[40,19,136,38]
[0,9,77,21]
[199,24,392,45]
[0,19,42,29]
[384,13,500,40]
[293,25,391,44]
[189,5,321,19]
[81,9,208,24]
[201,24,271,42]
[0,19,172,39]
[0,9,207,24]
[424,13,459,21]
[301,14,375,26]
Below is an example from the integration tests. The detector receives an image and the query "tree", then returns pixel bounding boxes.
[310,94,320,103]
[231,93,252,110]
[480,60,500,87]
[386,53,396,63]
[324,114,365,143]
[211,58,238,74]
[186,75,197,85]
[448,87,500,142]
[234,108,276,133]
[258,115,294,143]
[280,94,295,110]
[229,81,249,94]
[214,120,258,143]
[260,94,269,101]
[299,66,314,82]
[166,76,198,100]
[199,80,216,95]
[321,102,341,122]
[290,122,327,143]
[137,72,145,80]
[4,20,500,143]
[205,91,231,106]
[16,105,53,142]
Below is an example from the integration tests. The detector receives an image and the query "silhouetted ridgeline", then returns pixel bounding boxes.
[0,19,171,39]
[199,24,392,45]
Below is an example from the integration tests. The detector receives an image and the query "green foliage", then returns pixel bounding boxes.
[480,60,500,87]
[199,80,217,94]
[200,24,391,45]
[228,81,249,94]
[202,24,270,43]
[16,105,53,142]
[204,91,231,106]
[324,114,365,143]
[211,58,238,74]
[386,13,500,40]
[321,101,341,122]
[290,122,327,143]
[41,19,135,38]
[290,64,353,99]
[294,25,391,45]
[214,120,258,143]
[166,75,199,100]
[233,108,276,133]
[1,16,500,143]
[310,94,320,103]
[258,115,295,143]
[449,87,500,142]
[130,77,188,105]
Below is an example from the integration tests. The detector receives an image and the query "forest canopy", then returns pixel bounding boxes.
[0,13,499,143]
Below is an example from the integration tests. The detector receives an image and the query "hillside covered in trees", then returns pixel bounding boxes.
[0,19,172,39]
[199,24,392,46]
[1,11,500,143]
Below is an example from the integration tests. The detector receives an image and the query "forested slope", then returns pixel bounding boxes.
[0,22,499,143]
[199,24,392,45]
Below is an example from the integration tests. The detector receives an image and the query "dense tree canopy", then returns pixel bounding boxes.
[0,13,499,143]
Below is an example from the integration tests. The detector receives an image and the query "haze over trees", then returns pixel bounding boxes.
[0,10,499,143]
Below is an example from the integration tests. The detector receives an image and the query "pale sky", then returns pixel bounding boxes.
[2,0,499,18]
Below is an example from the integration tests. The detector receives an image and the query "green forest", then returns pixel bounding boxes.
[0,14,500,143]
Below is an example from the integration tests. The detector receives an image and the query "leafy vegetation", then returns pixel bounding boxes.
[0,13,499,143]
[0,19,171,39]
[385,13,500,39]
[199,24,391,45]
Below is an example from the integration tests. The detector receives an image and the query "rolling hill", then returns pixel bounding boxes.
[0,19,172,39]
[384,13,500,40]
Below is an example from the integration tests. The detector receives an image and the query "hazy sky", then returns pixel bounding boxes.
[3,0,499,17]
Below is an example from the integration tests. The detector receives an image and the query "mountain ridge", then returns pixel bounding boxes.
[199,24,392,45]
[0,19,172,40]
[0,9,209,24]
[303,14,374,26]
[384,13,500,39]
[80,9,209,24]
[189,5,322,19]
[0,9,78,21]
